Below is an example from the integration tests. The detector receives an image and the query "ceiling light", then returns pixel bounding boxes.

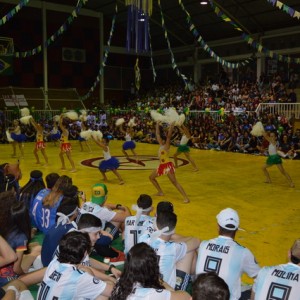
[200,1,208,4]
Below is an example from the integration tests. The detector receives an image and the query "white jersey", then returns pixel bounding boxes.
[139,234,187,288]
[52,229,92,267]
[37,259,106,300]
[128,284,171,300]
[180,134,189,145]
[269,143,277,155]
[253,263,300,300]
[195,235,260,300]
[141,216,156,235]
[124,215,154,254]
[80,202,116,225]
[103,147,111,160]
[51,127,59,134]
[125,133,132,141]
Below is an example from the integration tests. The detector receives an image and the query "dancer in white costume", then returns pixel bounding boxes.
[262,131,294,187]
[92,136,124,185]
[173,124,198,171]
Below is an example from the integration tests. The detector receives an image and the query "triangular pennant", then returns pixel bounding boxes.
[277,1,283,9]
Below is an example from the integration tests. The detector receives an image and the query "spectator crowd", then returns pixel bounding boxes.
[2,73,299,160]
[0,72,299,299]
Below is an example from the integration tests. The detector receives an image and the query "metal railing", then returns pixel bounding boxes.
[0,87,86,110]
[2,103,300,126]
[3,110,61,124]
[255,103,300,119]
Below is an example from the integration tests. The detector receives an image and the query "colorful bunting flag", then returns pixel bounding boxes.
[14,0,88,58]
[148,18,157,82]
[179,0,252,69]
[211,1,300,64]
[158,1,189,87]
[266,0,300,19]
[80,4,118,100]
[0,0,30,26]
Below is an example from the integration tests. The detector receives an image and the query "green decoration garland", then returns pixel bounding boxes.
[80,4,118,100]
[266,0,300,19]
[148,19,157,82]
[210,1,300,64]
[158,1,189,87]
[179,0,252,69]
[14,0,88,58]
[0,0,30,26]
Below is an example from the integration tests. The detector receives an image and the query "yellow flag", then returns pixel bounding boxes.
[135,58,141,91]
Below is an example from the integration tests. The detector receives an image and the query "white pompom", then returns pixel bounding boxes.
[80,129,93,140]
[53,115,60,122]
[150,110,165,122]
[20,115,32,125]
[250,121,265,137]
[176,114,186,126]
[164,108,179,124]
[128,117,137,127]
[91,130,103,140]
[65,111,78,120]
[80,110,87,116]
[79,114,87,121]
[20,107,30,117]
[79,110,87,121]
[115,118,125,127]
[6,130,14,142]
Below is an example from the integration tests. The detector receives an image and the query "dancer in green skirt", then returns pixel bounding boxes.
[173,124,198,172]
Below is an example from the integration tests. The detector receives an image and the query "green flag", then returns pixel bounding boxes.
[0,55,13,75]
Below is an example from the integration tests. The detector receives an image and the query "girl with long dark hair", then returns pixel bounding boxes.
[110,242,189,300]
[19,170,45,210]
[0,192,41,287]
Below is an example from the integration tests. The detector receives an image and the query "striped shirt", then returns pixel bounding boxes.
[139,234,187,288]
[253,263,300,300]
[37,259,106,300]
[128,284,171,300]
[124,215,154,254]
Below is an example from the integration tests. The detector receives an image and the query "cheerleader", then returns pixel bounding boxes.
[9,119,26,158]
[30,117,48,165]
[59,114,76,172]
[78,121,92,152]
[262,131,294,187]
[117,119,138,162]
[173,124,198,171]
[49,121,61,146]
[92,135,124,184]
[149,122,190,203]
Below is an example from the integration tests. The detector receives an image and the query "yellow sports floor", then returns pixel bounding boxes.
[2,140,300,284]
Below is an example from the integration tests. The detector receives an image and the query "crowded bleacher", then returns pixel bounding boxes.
[1,73,299,160]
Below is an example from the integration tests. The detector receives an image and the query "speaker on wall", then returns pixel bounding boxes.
[62,47,86,63]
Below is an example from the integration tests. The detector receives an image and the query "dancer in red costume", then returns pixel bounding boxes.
[59,114,76,172]
[149,122,190,203]
[30,117,48,165]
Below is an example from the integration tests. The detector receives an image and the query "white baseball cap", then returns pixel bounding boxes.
[217,208,240,231]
